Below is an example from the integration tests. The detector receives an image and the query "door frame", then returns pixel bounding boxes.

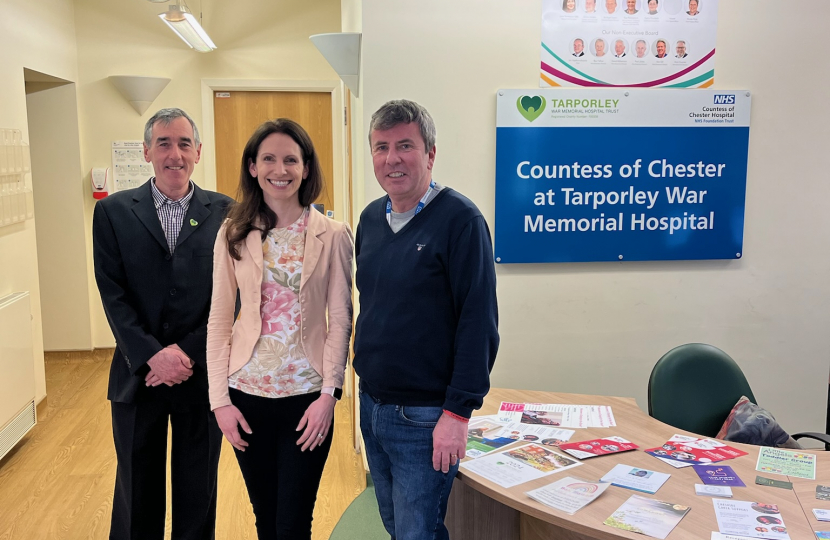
[199,79,348,223]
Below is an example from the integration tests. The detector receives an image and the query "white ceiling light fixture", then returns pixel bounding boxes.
[158,1,216,53]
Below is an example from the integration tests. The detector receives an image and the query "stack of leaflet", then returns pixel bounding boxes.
[465,414,576,459]
[645,434,747,469]
[497,402,616,429]
[460,443,583,488]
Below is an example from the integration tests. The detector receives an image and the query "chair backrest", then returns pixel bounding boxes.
[648,343,756,438]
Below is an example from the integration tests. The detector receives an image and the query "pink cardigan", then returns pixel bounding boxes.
[206,209,353,410]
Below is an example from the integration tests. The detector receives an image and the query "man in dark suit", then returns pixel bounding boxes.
[93,108,232,540]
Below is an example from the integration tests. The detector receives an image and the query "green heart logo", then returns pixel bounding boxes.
[517,95,546,122]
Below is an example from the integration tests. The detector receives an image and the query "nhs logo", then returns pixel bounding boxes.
[713,94,736,105]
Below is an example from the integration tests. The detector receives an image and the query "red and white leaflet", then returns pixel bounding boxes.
[559,436,639,459]
[646,434,748,464]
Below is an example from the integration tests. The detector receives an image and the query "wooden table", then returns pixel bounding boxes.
[446,389,819,540]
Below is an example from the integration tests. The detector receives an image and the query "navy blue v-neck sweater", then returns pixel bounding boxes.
[353,188,499,418]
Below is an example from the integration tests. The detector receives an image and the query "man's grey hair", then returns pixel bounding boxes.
[369,100,436,151]
[143,108,201,147]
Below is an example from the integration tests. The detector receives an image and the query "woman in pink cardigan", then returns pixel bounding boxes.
[206,119,353,539]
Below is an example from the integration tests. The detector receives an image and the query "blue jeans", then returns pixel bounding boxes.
[360,392,459,540]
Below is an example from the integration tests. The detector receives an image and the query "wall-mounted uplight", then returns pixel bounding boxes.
[158,1,216,53]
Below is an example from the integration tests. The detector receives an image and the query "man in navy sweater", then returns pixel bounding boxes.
[354,99,499,540]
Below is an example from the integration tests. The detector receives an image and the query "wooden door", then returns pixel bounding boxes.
[213,91,334,213]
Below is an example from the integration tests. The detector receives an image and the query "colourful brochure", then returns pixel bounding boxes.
[693,465,746,487]
[755,447,816,480]
[603,495,690,539]
[713,499,790,540]
[460,443,582,488]
[525,476,610,515]
[646,436,747,464]
[498,422,575,446]
[465,416,515,458]
[600,464,671,494]
[815,532,830,539]
[558,436,638,459]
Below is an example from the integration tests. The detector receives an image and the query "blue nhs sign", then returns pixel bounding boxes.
[714,94,736,105]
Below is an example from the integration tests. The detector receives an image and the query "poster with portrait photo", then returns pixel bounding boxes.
[540,0,718,87]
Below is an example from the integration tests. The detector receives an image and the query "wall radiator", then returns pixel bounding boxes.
[0,292,35,462]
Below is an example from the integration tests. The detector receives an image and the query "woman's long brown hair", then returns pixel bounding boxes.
[223,118,324,260]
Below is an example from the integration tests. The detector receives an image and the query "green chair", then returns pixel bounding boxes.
[648,343,756,437]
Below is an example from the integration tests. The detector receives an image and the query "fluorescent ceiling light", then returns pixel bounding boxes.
[159,3,216,53]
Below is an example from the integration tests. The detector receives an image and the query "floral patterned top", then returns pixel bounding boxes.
[228,209,323,398]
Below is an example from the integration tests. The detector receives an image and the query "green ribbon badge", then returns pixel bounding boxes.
[516,95,546,122]
[190,219,198,226]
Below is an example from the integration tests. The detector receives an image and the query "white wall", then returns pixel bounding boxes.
[27,83,92,351]
[73,0,343,347]
[361,0,830,434]
[0,0,80,402]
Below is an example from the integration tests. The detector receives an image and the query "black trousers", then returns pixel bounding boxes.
[109,391,222,540]
[230,388,333,540]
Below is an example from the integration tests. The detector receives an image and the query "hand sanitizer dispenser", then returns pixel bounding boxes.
[91,167,109,200]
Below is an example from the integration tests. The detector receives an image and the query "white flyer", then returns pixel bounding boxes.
[497,402,616,428]
[526,476,610,514]
[711,534,757,540]
[600,464,671,494]
[111,140,153,192]
[655,456,695,469]
[713,499,790,540]
[696,484,733,498]
[460,443,582,488]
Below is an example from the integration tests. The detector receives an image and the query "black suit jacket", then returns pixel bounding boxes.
[93,181,232,404]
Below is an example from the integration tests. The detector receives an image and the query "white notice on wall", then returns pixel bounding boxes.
[112,141,153,192]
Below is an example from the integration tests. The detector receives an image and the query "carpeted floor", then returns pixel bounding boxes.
[329,476,388,540]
